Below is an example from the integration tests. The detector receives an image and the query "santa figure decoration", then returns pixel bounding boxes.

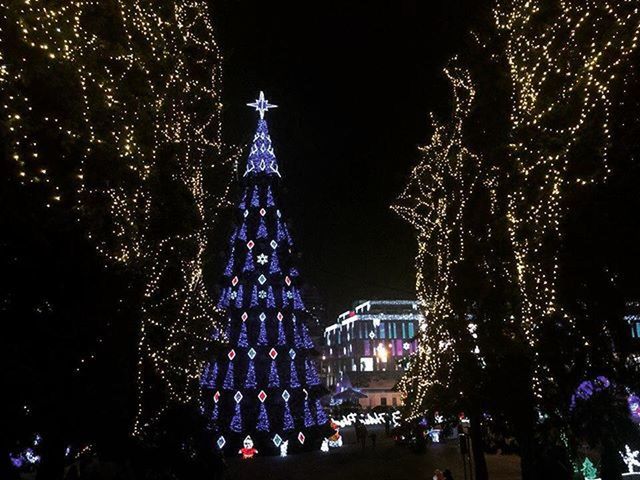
[327,420,343,448]
[239,436,258,459]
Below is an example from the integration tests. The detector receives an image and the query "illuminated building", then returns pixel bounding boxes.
[322,300,422,406]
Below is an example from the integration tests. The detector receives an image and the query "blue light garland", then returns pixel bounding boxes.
[244,360,257,389]
[268,360,280,388]
[223,362,235,390]
[257,402,270,431]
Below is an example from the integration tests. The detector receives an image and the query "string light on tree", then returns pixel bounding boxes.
[494,0,640,400]
[0,0,241,435]
[392,60,486,419]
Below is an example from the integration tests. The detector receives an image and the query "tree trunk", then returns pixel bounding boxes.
[35,429,65,480]
[600,437,623,480]
[513,395,539,480]
[469,413,489,480]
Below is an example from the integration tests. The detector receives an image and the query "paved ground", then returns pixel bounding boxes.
[226,426,521,480]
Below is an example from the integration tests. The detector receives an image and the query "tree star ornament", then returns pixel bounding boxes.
[247,91,278,119]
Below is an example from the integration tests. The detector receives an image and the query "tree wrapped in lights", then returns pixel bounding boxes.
[492,3,640,478]
[202,92,328,454]
[393,60,496,479]
[396,3,640,477]
[0,0,237,435]
[494,0,640,402]
[393,60,482,416]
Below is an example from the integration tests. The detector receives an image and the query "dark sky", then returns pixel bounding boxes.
[214,0,488,321]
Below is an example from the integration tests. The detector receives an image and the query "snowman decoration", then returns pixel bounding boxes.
[239,436,258,459]
[279,440,289,457]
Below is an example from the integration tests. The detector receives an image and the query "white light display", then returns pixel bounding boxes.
[0,0,239,435]
[331,410,401,428]
[621,445,640,475]
[392,60,479,419]
[494,0,640,401]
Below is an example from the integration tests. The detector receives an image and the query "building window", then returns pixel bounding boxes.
[392,397,397,406]
[408,323,415,337]
[381,397,387,406]
[360,357,374,372]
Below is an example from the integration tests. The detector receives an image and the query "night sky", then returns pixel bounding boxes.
[215,0,489,320]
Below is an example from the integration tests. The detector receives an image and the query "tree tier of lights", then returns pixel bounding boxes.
[201,92,328,454]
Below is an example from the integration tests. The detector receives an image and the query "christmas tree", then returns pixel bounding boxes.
[202,92,328,454]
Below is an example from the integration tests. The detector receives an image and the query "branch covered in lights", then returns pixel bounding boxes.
[393,60,485,419]
[0,0,241,435]
[494,0,640,401]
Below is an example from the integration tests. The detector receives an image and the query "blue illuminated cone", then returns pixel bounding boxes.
[202,92,327,453]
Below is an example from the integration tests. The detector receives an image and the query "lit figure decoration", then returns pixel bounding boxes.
[239,436,258,459]
[279,440,289,457]
[621,445,640,474]
[581,458,597,480]
[327,420,343,448]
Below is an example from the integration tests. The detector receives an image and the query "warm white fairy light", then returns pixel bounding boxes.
[0,0,240,435]
[393,60,483,419]
[494,0,640,400]
[395,0,640,420]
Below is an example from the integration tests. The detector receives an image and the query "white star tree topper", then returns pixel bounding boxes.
[247,91,277,119]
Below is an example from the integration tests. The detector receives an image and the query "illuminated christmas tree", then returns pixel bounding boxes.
[202,92,328,454]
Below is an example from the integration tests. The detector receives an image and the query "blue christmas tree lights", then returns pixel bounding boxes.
[202,92,327,453]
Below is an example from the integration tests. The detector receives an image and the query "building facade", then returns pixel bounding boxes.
[322,300,422,392]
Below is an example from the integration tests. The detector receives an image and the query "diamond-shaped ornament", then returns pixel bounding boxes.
[247,240,255,250]
[289,348,296,359]
[241,311,248,321]
[369,331,375,339]
[273,434,283,447]
[269,348,278,360]
[232,276,239,286]
[213,391,220,403]
[258,274,267,285]
[258,390,267,403]
[234,391,243,403]
[282,390,290,402]
[270,240,278,250]
[259,312,266,321]
[277,312,284,321]
[243,210,249,218]
[248,348,256,359]
[285,276,292,286]
[298,432,306,444]
[228,349,236,361]
[259,208,266,217]
[276,210,282,218]
[217,436,226,449]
